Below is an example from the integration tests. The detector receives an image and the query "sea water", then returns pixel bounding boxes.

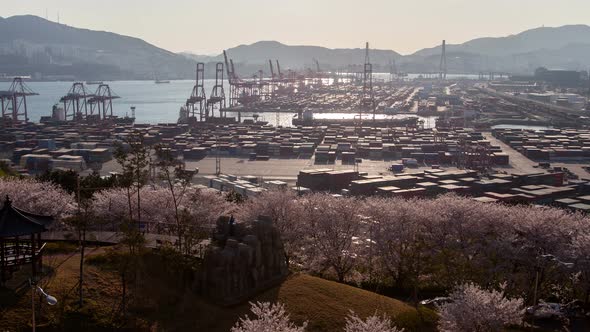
[12,78,438,128]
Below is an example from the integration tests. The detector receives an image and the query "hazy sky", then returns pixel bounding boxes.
[4,0,590,55]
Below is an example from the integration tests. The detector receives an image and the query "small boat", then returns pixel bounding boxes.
[86,81,103,85]
[154,79,170,84]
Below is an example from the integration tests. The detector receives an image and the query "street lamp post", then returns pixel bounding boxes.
[30,279,57,332]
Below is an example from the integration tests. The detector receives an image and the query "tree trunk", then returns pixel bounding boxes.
[78,227,86,307]
[121,271,127,316]
[169,179,182,253]
[126,187,133,221]
[136,182,141,230]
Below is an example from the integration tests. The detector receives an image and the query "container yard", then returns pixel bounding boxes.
[296,167,590,213]
[493,128,590,161]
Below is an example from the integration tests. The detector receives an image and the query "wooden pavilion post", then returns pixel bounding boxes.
[37,233,42,273]
[0,238,5,284]
[15,235,20,261]
[31,233,36,277]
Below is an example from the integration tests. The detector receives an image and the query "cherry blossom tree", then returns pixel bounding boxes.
[437,283,524,332]
[92,185,234,254]
[570,230,590,304]
[93,186,177,226]
[153,144,198,253]
[0,177,587,312]
[364,197,433,299]
[231,302,307,332]
[237,190,306,267]
[344,311,404,332]
[301,193,362,282]
[113,131,151,228]
[0,177,74,218]
[180,187,236,255]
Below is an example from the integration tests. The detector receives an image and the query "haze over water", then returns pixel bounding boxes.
[18,80,218,125]
[10,74,472,127]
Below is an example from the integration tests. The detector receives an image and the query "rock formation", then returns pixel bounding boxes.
[197,215,288,305]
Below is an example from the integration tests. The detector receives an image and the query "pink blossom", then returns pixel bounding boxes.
[344,311,404,332]
[237,190,306,267]
[231,302,307,332]
[91,185,235,235]
[0,177,75,219]
[437,283,524,332]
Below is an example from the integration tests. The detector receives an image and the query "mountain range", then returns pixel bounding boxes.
[1,15,589,80]
[0,15,195,80]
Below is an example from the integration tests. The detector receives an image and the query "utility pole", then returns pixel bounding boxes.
[215,135,221,175]
[360,42,375,128]
[76,175,85,307]
[439,40,447,80]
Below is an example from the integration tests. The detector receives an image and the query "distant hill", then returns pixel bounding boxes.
[412,25,590,57]
[404,25,590,73]
[181,41,401,75]
[182,25,590,75]
[2,15,589,79]
[0,15,196,80]
[225,41,400,69]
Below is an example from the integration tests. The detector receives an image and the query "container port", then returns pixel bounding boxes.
[1,43,589,214]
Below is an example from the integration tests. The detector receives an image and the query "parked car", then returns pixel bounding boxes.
[526,302,566,321]
[419,297,453,308]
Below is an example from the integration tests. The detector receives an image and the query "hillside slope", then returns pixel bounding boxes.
[0,248,435,332]
[222,41,400,69]
[412,25,590,57]
[4,14,590,77]
[404,25,590,73]
[167,273,436,332]
[0,15,195,80]
[188,25,590,73]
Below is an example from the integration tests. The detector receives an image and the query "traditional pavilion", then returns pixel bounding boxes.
[0,196,54,285]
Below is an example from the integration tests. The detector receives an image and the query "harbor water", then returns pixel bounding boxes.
[12,79,438,128]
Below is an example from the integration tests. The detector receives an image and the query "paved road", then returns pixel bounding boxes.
[94,132,541,183]
[43,231,181,248]
[551,162,590,181]
[483,132,590,180]
[483,132,541,174]
[100,155,411,184]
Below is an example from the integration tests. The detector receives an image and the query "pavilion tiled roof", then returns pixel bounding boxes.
[0,196,54,237]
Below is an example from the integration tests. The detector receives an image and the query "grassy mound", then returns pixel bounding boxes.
[1,249,436,331]
[253,274,436,331]
[160,273,436,332]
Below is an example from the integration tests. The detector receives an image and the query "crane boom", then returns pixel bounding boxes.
[269,60,275,79]
[223,50,233,83]
[230,60,236,79]
[276,60,282,78]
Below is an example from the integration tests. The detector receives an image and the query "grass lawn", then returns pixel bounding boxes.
[0,246,123,331]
